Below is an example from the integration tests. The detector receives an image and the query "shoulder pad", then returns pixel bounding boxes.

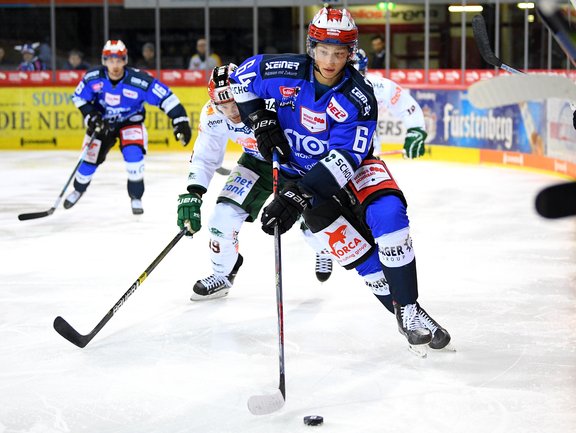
[83,66,106,82]
[260,54,308,80]
[341,69,378,120]
[126,68,154,90]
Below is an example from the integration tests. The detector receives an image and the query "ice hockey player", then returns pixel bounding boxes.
[354,48,427,158]
[176,63,332,301]
[229,7,450,352]
[66,40,192,214]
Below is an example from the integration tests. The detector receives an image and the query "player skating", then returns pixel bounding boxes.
[176,64,331,301]
[66,40,192,214]
[230,7,450,353]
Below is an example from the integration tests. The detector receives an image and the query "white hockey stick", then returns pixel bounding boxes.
[470,14,576,109]
[468,74,576,109]
[247,150,286,415]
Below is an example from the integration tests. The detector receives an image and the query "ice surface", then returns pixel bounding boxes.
[1,150,575,433]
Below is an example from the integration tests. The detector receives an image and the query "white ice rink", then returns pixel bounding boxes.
[1,150,575,433]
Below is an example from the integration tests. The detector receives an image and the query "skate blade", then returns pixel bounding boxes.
[431,343,456,353]
[189,289,230,301]
[408,344,428,358]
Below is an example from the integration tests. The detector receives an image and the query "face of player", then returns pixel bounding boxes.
[313,43,349,86]
[216,101,241,124]
[104,57,127,80]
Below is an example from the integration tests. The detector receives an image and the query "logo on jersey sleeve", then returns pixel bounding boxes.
[220,166,260,205]
[105,93,121,106]
[351,87,372,116]
[300,107,326,133]
[327,97,349,122]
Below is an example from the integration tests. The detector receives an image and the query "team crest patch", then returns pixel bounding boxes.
[300,107,326,133]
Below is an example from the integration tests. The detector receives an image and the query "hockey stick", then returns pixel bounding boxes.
[468,74,576,108]
[247,150,286,415]
[471,13,576,218]
[17,131,97,221]
[469,14,576,108]
[535,181,576,218]
[53,228,187,348]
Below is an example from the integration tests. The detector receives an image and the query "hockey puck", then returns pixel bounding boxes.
[303,415,323,426]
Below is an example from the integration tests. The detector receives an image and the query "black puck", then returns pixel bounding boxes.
[303,415,324,426]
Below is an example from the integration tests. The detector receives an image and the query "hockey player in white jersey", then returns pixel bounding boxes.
[356,48,427,157]
[176,64,330,301]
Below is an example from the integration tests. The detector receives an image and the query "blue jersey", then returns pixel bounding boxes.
[230,54,377,202]
[72,66,184,126]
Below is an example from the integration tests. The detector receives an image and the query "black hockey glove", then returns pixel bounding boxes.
[172,116,192,146]
[248,109,291,164]
[261,183,309,235]
[85,111,107,135]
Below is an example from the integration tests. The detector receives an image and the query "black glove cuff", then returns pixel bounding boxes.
[186,185,206,196]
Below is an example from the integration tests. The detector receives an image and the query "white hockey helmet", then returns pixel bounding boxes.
[101,40,128,64]
[306,7,358,60]
[208,63,238,105]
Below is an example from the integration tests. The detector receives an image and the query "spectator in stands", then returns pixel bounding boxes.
[15,43,46,71]
[0,47,9,70]
[136,42,156,69]
[64,49,90,70]
[188,38,221,70]
[370,34,397,69]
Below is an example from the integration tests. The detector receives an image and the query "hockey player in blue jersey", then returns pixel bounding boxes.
[230,7,450,353]
[66,40,192,214]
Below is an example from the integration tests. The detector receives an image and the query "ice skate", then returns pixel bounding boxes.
[395,302,432,347]
[191,254,243,301]
[314,252,333,282]
[63,190,84,209]
[417,305,452,350]
[131,198,144,215]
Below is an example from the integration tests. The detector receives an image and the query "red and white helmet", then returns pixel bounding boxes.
[101,40,128,63]
[208,63,238,105]
[307,7,358,60]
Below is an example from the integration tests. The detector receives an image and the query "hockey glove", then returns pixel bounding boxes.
[248,109,291,164]
[404,127,427,159]
[261,183,309,235]
[177,192,202,235]
[173,116,192,146]
[85,112,107,135]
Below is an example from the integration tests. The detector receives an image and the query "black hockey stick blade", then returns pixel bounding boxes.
[535,182,576,219]
[18,207,55,221]
[53,229,186,348]
[472,15,502,68]
[53,315,99,348]
[536,7,576,67]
